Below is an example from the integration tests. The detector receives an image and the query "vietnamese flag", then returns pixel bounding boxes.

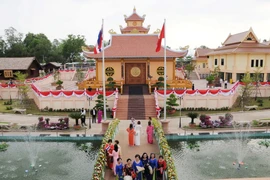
[155,23,165,52]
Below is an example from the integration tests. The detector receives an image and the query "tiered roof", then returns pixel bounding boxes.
[208,28,270,55]
[84,34,188,59]
[193,48,213,61]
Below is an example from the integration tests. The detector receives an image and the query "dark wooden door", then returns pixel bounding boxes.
[125,63,146,84]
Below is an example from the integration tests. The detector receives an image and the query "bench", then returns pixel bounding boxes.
[13,108,26,114]
[258,119,270,127]
[244,105,258,111]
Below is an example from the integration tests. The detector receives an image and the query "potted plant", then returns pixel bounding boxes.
[95,95,108,112]
[56,80,63,90]
[69,112,81,129]
[166,94,179,114]
[106,77,118,91]
[187,112,199,128]
[206,74,215,87]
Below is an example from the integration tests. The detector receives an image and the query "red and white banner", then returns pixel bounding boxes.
[30,84,117,98]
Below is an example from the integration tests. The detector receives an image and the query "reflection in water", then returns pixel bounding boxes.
[168,139,270,180]
[0,141,100,180]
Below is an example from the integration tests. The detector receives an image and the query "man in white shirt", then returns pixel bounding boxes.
[81,108,87,126]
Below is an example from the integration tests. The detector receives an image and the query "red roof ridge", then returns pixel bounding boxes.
[125,7,145,21]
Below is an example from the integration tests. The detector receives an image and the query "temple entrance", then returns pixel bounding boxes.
[125,63,146,84]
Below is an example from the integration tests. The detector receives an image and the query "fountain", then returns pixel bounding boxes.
[0,131,100,180]
[168,122,270,179]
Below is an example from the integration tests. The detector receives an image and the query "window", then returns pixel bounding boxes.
[251,59,254,67]
[203,63,205,68]
[4,70,13,78]
[214,59,218,65]
[221,58,224,66]
[260,59,263,67]
[256,59,259,67]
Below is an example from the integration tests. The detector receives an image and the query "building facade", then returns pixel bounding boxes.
[207,28,270,82]
[193,48,212,78]
[83,8,188,85]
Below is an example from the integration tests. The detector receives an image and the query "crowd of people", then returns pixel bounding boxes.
[104,139,167,180]
[126,117,154,146]
[103,117,166,180]
[79,107,103,127]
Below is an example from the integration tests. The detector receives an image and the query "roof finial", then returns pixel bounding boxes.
[133,6,136,13]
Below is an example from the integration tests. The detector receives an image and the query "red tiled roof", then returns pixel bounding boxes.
[125,12,144,21]
[207,42,270,55]
[83,34,188,59]
[194,48,213,57]
[223,31,249,45]
[121,26,149,32]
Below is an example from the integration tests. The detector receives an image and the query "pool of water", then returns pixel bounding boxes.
[168,139,270,180]
[0,141,100,180]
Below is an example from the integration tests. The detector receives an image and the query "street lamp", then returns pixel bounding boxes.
[87,96,92,129]
[178,96,183,128]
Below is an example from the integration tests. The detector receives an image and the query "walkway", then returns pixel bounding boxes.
[104,120,160,180]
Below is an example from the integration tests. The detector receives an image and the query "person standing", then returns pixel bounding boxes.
[98,109,102,123]
[123,158,134,179]
[115,158,124,180]
[115,140,122,158]
[132,154,144,180]
[109,144,119,176]
[135,121,142,146]
[149,153,158,179]
[146,121,154,144]
[104,139,114,170]
[126,123,135,146]
[141,152,151,180]
[156,155,166,180]
[131,117,136,128]
[81,108,87,126]
[90,107,97,123]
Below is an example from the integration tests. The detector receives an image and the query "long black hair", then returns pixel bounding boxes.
[129,123,133,129]
[141,152,149,160]
[114,144,119,152]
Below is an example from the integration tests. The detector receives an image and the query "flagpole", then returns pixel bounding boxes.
[163,19,167,121]
[102,19,107,121]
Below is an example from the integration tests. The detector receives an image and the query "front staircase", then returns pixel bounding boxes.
[116,94,156,120]
[189,71,199,80]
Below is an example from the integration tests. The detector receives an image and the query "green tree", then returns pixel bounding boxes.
[185,63,195,78]
[4,27,27,57]
[166,94,179,110]
[14,71,29,108]
[62,34,86,63]
[199,45,209,49]
[0,37,6,57]
[95,95,108,111]
[184,55,193,63]
[47,39,65,63]
[23,33,52,62]
[239,72,254,108]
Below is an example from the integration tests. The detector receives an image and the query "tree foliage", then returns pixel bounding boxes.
[62,34,86,63]
[23,33,52,62]
[0,27,86,64]
[14,71,29,108]
[239,72,254,107]
[95,95,108,111]
[185,63,195,78]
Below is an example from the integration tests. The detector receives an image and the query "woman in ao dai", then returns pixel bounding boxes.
[135,121,142,146]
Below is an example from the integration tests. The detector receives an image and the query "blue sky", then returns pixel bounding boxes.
[0,0,269,55]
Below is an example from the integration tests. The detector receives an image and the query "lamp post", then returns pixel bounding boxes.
[87,96,92,129]
[179,96,183,128]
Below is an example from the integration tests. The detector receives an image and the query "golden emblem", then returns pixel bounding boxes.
[105,67,115,76]
[157,66,164,75]
[130,67,141,77]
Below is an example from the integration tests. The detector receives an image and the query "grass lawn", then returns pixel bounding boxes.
[0,99,112,118]
[164,97,270,117]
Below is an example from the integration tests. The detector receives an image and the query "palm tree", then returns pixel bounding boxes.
[187,112,199,124]
[69,112,81,126]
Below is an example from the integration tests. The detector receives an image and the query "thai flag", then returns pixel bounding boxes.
[94,26,103,54]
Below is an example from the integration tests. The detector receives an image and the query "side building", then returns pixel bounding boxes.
[207,28,270,82]
[0,57,42,80]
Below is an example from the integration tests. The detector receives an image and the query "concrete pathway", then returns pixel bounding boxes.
[104,120,160,180]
